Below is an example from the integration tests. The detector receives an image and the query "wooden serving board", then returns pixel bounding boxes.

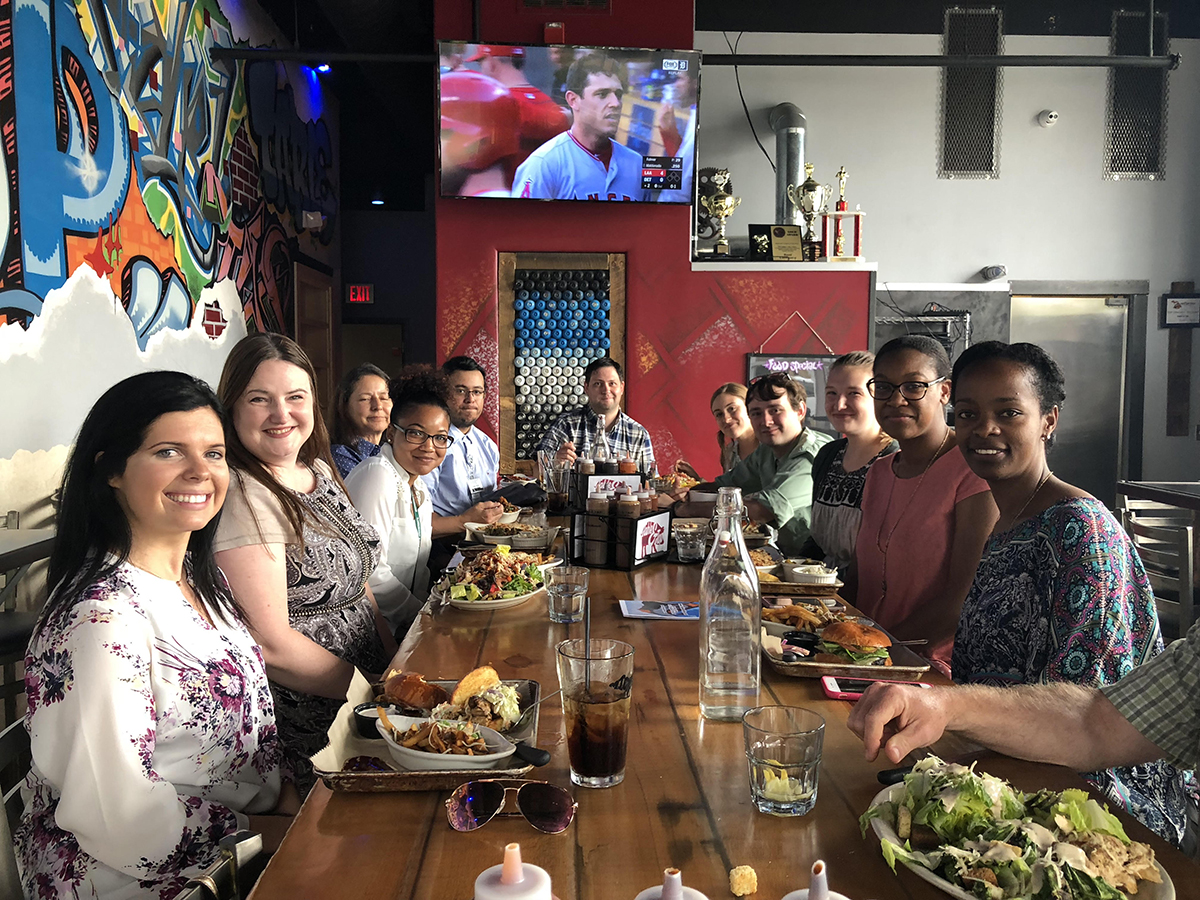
[761,581,843,597]
[313,677,540,792]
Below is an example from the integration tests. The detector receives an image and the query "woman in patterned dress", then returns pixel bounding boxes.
[18,372,291,900]
[214,335,398,796]
[951,340,1187,845]
[801,351,896,600]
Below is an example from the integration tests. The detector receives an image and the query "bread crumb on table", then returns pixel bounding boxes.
[729,865,757,896]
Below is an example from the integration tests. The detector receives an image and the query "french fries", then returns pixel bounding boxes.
[378,706,489,755]
[761,603,855,632]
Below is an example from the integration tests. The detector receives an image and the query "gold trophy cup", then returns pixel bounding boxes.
[786,163,831,260]
[700,192,742,255]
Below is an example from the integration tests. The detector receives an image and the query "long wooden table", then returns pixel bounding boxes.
[249,563,1198,899]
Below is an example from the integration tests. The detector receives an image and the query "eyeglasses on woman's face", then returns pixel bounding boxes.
[867,376,948,401]
[397,426,454,450]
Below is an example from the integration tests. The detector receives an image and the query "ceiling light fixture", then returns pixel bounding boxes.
[316,63,331,73]
[370,190,385,207]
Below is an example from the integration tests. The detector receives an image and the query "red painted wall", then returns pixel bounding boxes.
[434,1,872,478]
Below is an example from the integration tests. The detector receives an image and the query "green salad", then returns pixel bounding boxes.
[861,756,1162,900]
[442,546,548,601]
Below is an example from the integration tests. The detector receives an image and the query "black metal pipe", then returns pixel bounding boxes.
[703,53,1179,69]
[1149,0,1156,57]
[472,0,481,44]
[209,48,437,63]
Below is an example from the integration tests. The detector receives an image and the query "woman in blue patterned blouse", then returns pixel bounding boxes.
[951,340,1187,845]
[329,363,393,478]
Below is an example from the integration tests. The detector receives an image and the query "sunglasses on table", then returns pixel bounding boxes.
[866,376,948,401]
[445,780,577,834]
[397,426,455,449]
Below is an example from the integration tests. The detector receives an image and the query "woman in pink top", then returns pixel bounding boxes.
[855,335,997,676]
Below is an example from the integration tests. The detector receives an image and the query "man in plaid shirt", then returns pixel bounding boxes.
[538,357,656,474]
[847,623,1200,785]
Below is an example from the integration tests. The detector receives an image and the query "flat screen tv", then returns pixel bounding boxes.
[438,42,700,203]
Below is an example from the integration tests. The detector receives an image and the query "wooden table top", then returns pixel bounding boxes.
[1118,481,1200,512]
[249,562,1198,900]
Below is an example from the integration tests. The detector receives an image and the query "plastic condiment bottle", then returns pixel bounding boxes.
[474,843,553,900]
[637,491,652,515]
[585,492,609,566]
[633,867,710,900]
[780,860,852,900]
[616,493,642,568]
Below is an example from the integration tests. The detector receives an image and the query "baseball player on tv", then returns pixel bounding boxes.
[511,53,650,202]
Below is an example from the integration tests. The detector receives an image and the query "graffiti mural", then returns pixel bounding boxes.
[0,0,337,339]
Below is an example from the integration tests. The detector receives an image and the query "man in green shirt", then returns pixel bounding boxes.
[679,372,831,555]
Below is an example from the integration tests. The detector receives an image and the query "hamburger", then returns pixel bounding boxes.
[814,621,892,666]
[430,665,523,732]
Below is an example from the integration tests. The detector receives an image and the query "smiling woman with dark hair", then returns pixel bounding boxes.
[950,340,1187,846]
[18,371,292,900]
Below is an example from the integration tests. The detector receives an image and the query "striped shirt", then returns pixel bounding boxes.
[538,405,655,475]
[1102,624,1200,770]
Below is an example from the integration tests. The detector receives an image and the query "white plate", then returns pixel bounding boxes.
[867,784,1175,900]
[376,714,515,770]
[433,558,562,611]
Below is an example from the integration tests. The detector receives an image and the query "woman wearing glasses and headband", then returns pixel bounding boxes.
[854,335,997,677]
[214,334,398,796]
[346,368,453,638]
[329,363,393,478]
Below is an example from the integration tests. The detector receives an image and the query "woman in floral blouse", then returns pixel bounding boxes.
[18,372,294,900]
[951,341,1186,845]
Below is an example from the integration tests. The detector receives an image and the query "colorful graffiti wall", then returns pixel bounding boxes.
[0,0,337,342]
[0,0,338,534]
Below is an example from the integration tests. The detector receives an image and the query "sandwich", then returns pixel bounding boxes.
[813,621,893,666]
[381,669,451,710]
[430,665,523,732]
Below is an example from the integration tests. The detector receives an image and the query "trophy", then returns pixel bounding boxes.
[834,166,849,257]
[819,165,865,262]
[699,173,742,256]
[786,163,830,261]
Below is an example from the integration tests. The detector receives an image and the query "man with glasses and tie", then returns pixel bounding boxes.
[675,372,831,556]
[424,357,505,535]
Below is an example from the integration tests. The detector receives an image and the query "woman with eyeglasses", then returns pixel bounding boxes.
[345,368,453,638]
[948,340,1187,846]
[853,335,998,676]
[213,334,398,796]
[329,363,393,478]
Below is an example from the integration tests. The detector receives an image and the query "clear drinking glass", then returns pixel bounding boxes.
[545,565,588,624]
[556,638,634,788]
[742,706,824,816]
[672,522,706,562]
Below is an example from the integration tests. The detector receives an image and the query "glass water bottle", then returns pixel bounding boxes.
[699,487,761,720]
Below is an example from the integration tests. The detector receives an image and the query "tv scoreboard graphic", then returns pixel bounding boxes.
[641,156,683,191]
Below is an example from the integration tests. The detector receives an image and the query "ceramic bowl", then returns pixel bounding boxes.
[376,715,515,771]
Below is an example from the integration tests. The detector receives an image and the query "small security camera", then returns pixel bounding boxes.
[1037,109,1059,128]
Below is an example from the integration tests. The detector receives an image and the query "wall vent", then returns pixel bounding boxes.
[521,0,611,10]
[1105,10,1169,181]
[939,6,1003,180]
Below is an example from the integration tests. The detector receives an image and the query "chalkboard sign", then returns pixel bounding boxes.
[745,353,840,437]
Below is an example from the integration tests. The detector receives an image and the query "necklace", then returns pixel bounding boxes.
[1000,469,1052,532]
[875,427,951,600]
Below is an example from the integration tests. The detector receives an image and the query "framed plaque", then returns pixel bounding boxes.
[1161,293,1200,328]
[747,224,804,261]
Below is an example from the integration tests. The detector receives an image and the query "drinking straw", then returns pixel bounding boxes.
[583,594,592,699]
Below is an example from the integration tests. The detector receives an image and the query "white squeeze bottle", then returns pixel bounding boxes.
[699,486,761,720]
[634,867,710,900]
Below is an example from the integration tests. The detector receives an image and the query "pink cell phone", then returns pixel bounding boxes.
[820,675,932,701]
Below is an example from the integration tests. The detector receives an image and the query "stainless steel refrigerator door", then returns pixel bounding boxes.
[1009,296,1127,508]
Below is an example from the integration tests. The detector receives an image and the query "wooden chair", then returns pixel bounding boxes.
[175,831,264,900]
[0,718,30,899]
[1126,514,1195,641]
